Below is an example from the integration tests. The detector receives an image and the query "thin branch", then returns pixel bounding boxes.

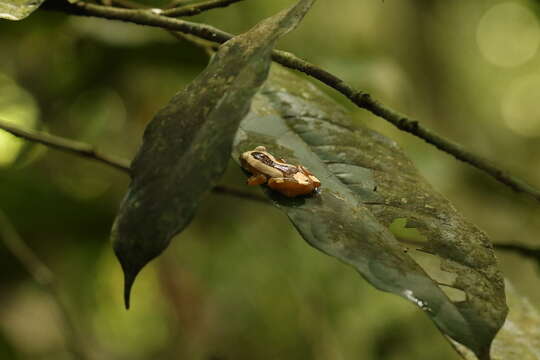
[0,119,267,203]
[162,0,245,17]
[495,243,540,266]
[0,118,131,172]
[353,95,540,202]
[107,0,148,9]
[212,185,267,204]
[168,30,218,56]
[163,0,198,9]
[40,0,540,203]
[41,0,234,42]
[0,209,88,360]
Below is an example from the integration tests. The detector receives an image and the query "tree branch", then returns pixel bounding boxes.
[42,0,234,42]
[212,185,267,204]
[0,118,131,172]
[0,209,88,360]
[495,243,540,267]
[168,30,218,56]
[104,0,148,9]
[162,0,245,17]
[39,0,540,203]
[0,119,267,203]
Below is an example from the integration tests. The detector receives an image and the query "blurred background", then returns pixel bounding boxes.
[0,0,539,359]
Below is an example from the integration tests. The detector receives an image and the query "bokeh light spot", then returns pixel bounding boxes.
[477,2,540,67]
[502,74,540,137]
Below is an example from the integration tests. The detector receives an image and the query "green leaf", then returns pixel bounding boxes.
[0,0,44,20]
[111,0,316,309]
[451,280,540,360]
[232,66,507,359]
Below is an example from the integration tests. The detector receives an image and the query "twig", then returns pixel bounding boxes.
[495,243,540,266]
[40,0,540,203]
[168,31,218,56]
[0,209,88,360]
[0,118,131,172]
[162,0,245,17]
[212,185,267,204]
[41,0,234,42]
[0,119,267,203]
[353,95,540,202]
[163,0,197,9]
[108,0,148,9]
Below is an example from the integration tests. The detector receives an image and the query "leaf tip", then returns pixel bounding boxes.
[114,246,145,310]
[112,230,145,310]
[123,270,135,310]
[114,249,144,310]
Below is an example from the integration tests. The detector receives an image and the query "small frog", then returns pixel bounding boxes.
[240,146,321,197]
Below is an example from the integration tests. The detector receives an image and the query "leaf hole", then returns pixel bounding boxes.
[388,218,428,246]
[407,249,458,287]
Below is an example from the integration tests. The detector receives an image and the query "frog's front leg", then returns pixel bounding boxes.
[247,173,267,186]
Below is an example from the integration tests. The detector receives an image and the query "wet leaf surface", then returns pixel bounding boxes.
[0,0,44,20]
[111,0,315,309]
[233,66,507,359]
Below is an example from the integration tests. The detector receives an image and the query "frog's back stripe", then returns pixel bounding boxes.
[252,152,298,175]
[272,162,298,175]
[251,152,274,166]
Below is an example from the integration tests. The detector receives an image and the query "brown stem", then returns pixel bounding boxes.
[0,118,130,172]
[0,119,267,203]
[162,0,245,17]
[495,243,540,265]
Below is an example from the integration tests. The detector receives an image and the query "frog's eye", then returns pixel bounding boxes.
[255,146,267,152]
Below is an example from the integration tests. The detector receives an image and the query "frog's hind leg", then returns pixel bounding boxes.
[268,177,313,197]
[247,174,267,186]
[299,166,321,187]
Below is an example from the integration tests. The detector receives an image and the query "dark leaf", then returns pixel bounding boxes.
[111,0,316,309]
[233,66,507,359]
[0,0,44,20]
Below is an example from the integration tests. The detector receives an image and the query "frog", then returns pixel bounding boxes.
[240,146,321,197]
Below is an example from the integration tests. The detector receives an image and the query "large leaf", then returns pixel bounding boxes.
[0,0,44,20]
[111,0,316,309]
[452,281,540,360]
[232,66,507,359]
